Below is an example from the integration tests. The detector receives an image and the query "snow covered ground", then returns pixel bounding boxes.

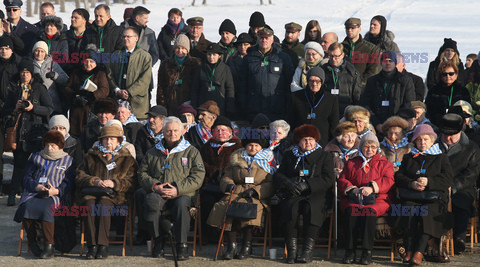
[15,0,480,104]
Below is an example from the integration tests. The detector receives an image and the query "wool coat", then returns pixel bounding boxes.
[200,138,243,185]
[187,33,212,61]
[84,19,124,53]
[281,39,305,67]
[12,17,38,57]
[380,140,413,172]
[341,34,381,86]
[425,81,471,126]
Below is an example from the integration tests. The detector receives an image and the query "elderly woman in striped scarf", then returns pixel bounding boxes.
[207,133,276,260]
[14,130,75,259]
[324,121,360,178]
[380,116,413,172]
[274,124,335,264]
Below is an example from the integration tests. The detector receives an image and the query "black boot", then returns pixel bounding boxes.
[342,249,356,264]
[296,237,315,263]
[86,245,97,260]
[236,241,252,260]
[223,242,237,260]
[7,194,15,206]
[28,241,42,258]
[360,249,372,265]
[285,238,297,264]
[176,243,189,261]
[39,244,54,259]
[95,245,108,259]
[152,237,164,258]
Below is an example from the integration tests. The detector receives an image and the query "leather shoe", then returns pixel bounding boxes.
[410,251,423,265]
[95,245,108,259]
[176,243,189,261]
[39,244,54,259]
[29,241,42,258]
[360,249,372,265]
[86,245,97,259]
[342,249,356,264]
[223,242,237,260]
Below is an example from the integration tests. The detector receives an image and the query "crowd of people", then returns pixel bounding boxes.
[2,0,480,265]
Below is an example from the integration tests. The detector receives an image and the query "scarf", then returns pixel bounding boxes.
[155,137,191,157]
[146,122,163,143]
[410,143,442,157]
[359,129,372,139]
[210,141,236,155]
[124,113,139,125]
[381,137,409,152]
[269,140,281,150]
[195,122,213,144]
[292,143,321,169]
[97,136,126,156]
[175,54,187,64]
[166,19,185,36]
[300,59,322,88]
[339,144,358,162]
[241,149,276,174]
[357,148,380,173]
[40,149,68,161]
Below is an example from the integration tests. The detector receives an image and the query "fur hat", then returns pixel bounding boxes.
[43,130,65,149]
[49,115,70,133]
[93,98,118,115]
[242,129,269,148]
[359,131,379,149]
[32,41,49,54]
[99,124,124,139]
[335,121,357,137]
[411,124,437,142]
[174,34,190,53]
[198,100,220,116]
[293,124,321,144]
[382,116,409,133]
[42,15,64,31]
[18,59,34,74]
[219,19,236,36]
[346,105,370,122]
[439,113,463,135]
[306,66,325,83]
[410,101,426,110]
[249,11,265,28]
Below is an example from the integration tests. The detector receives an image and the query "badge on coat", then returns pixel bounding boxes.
[106,162,117,171]
[331,89,339,95]
[181,157,189,167]
[245,177,254,184]
[382,100,390,106]
[39,177,48,184]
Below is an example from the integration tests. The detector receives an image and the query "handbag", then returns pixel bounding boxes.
[81,186,116,198]
[398,187,440,203]
[4,113,21,152]
[348,189,377,206]
[226,198,257,220]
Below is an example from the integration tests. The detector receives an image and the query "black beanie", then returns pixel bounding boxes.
[219,19,236,36]
[73,8,90,22]
[251,113,271,129]
[307,67,326,83]
[0,36,14,49]
[212,116,232,129]
[441,38,459,54]
[372,15,387,37]
[18,59,34,74]
[249,11,265,28]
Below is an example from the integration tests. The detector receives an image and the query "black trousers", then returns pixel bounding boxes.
[84,198,115,246]
[144,193,191,243]
[134,188,149,237]
[10,146,30,196]
[453,205,469,240]
[404,214,430,252]
[343,207,377,250]
[285,200,320,240]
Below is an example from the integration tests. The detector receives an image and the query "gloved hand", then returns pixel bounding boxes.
[284,178,301,196]
[292,181,310,196]
[46,71,56,79]
[225,184,235,193]
[241,188,258,199]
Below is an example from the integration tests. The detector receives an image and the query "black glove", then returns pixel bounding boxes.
[75,95,89,106]
[45,71,56,79]
[241,188,258,199]
[292,181,310,196]
[225,184,235,193]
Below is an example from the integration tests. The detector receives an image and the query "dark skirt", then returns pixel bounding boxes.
[14,197,55,223]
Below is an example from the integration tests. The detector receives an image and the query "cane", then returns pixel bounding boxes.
[214,187,235,261]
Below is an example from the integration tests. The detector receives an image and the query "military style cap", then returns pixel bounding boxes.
[258,28,274,37]
[285,22,302,32]
[4,0,22,8]
[345,17,361,26]
[187,17,204,26]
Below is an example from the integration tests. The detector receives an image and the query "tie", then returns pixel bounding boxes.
[12,25,16,32]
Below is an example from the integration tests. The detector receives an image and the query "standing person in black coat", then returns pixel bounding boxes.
[396,53,425,101]
[363,15,400,52]
[437,113,480,254]
[427,38,465,90]
[360,51,415,133]
[217,19,237,63]
[274,125,335,263]
[84,4,123,53]
[289,67,339,147]
[191,43,235,117]
[425,61,471,127]
[4,0,38,57]
[157,8,186,61]
[65,8,90,74]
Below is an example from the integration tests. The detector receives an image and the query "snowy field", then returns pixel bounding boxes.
[14,0,480,105]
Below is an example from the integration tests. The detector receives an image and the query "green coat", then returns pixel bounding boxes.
[108,47,152,119]
[138,141,205,197]
[281,39,305,67]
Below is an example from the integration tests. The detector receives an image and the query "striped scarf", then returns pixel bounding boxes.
[97,136,126,156]
[339,144,358,162]
[381,137,409,152]
[210,141,236,155]
[195,122,213,144]
[359,129,373,139]
[269,140,281,150]
[292,143,321,169]
[124,113,139,125]
[147,122,163,143]
[156,137,191,157]
[410,143,442,156]
[241,149,276,174]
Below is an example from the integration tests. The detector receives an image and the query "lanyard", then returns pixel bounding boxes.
[42,161,53,177]
[331,69,339,88]
[304,90,324,113]
[206,65,217,87]
[84,74,93,83]
[349,42,356,58]
[107,156,114,180]
[383,81,392,100]
[448,86,454,106]
[47,40,51,54]
[99,28,104,50]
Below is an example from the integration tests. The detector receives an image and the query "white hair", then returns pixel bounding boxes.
[163,116,183,129]
[269,120,290,134]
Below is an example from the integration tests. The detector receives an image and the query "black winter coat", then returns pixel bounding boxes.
[238,44,295,121]
[342,34,381,86]
[274,148,335,227]
[426,58,465,90]
[157,22,187,61]
[79,119,101,153]
[404,70,425,101]
[322,60,362,116]
[425,81,471,126]
[66,27,89,63]
[0,53,18,112]
[188,33,212,62]
[134,125,159,165]
[84,19,123,53]
[64,135,84,169]
[360,70,416,126]
[11,17,38,57]
[37,31,69,57]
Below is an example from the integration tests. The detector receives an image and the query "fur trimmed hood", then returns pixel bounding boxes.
[229,148,261,169]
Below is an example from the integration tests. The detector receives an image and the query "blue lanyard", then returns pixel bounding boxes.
[247,161,253,175]
[420,160,425,169]
[107,156,114,180]
[43,161,53,177]
[304,90,324,113]
[302,156,305,170]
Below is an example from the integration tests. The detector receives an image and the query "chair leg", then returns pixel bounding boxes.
[192,208,198,257]
[80,221,85,256]
[18,226,24,256]
[327,213,333,260]
[122,209,129,257]
[129,204,134,251]
[470,217,474,249]
[262,210,269,258]
[449,229,454,257]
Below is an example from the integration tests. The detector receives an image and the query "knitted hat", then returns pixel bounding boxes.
[219,19,236,36]
[18,59,34,74]
[93,98,118,115]
[381,50,397,64]
[293,124,321,144]
[146,105,167,117]
[212,115,232,129]
[382,116,409,133]
[176,103,197,117]
[0,36,14,49]
[99,124,124,139]
[249,11,265,28]
[43,130,65,149]
[42,15,64,31]
[206,43,224,54]
[304,41,324,58]
[410,101,426,110]
[359,131,379,149]
[104,119,124,132]
[117,99,132,110]
[251,113,271,129]
[49,115,70,133]
[306,66,325,83]
[346,105,370,122]
[439,113,463,135]
[335,121,357,137]
[32,41,49,54]
[73,8,89,22]
[397,108,416,120]
[198,100,220,116]
[174,34,190,53]
[235,32,255,45]
[411,124,437,142]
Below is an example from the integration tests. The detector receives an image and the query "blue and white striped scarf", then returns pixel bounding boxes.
[124,113,139,125]
[97,136,126,156]
[195,122,212,144]
[241,148,276,174]
[147,122,163,143]
[210,141,236,155]
[156,137,191,157]
[359,129,373,139]
[339,144,358,162]
[410,143,442,156]
[381,137,409,152]
[292,143,321,169]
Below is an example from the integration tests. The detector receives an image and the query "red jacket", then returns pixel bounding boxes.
[338,153,395,216]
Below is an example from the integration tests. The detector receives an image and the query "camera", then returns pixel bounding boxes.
[21,100,30,109]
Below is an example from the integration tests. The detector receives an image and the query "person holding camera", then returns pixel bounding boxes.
[13,130,75,258]
[273,124,335,264]
[3,59,54,206]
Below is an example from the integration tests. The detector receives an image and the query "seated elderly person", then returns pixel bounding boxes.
[437,113,480,254]
[344,105,375,138]
[135,105,168,164]
[395,124,453,265]
[139,116,205,260]
[184,100,220,150]
[116,100,138,126]
[380,116,413,172]
[176,103,198,131]
[268,120,292,168]
[338,132,395,265]
[397,107,418,142]
[49,115,84,167]
[274,125,335,264]
[14,131,75,259]
[324,121,360,178]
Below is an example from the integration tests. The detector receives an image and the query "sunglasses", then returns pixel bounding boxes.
[7,8,20,12]
[441,72,456,77]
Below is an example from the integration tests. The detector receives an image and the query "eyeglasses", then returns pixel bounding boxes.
[51,126,66,131]
[7,8,20,12]
[441,72,456,77]
[308,79,322,84]
[330,53,343,58]
[363,145,377,150]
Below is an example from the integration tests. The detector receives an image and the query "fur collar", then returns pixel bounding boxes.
[229,148,260,169]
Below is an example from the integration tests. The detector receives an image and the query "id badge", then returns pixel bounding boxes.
[175,79,183,85]
[420,169,426,174]
[396,161,402,167]
[331,89,339,95]
[181,157,188,167]
[208,85,216,91]
[39,177,48,184]
[300,170,309,177]
[445,108,449,113]
[171,40,175,45]
[382,100,390,106]
[123,74,127,79]
[245,177,254,184]
[106,162,117,171]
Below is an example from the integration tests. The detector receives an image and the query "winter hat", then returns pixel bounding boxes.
[146,105,167,117]
[397,107,416,120]
[84,44,99,59]
[212,116,232,129]
[285,22,302,32]
[371,15,387,36]
[176,103,197,117]
[439,38,459,57]
[439,113,463,135]
[0,36,14,49]
[42,15,64,31]
[187,17,204,26]
[249,11,265,28]
[198,100,220,116]
[104,119,124,131]
[411,124,437,142]
[381,50,397,64]
[257,27,274,37]
[304,41,324,58]
[218,19,236,36]
[73,8,89,22]
[4,0,22,8]
[93,98,118,115]
[335,121,357,137]
[49,115,70,133]
[242,133,268,148]
[18,59,34,74]
[32,41,49,54]
[235,32,255,45]
[117,99,132,110]
[251,113,271,129]
[99,123,124,139]
[359,131,379,149]
[453,100,473,117]
[382,116,409,133]
[293,124,321,144]
[306,66,325,83]
[43,130,65,149]
[410,101,426,111]
[123,7,134,21]
[345,17,361,27]
[174,34,190,53]
[346,105,370,122]
[206,43,224,55]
